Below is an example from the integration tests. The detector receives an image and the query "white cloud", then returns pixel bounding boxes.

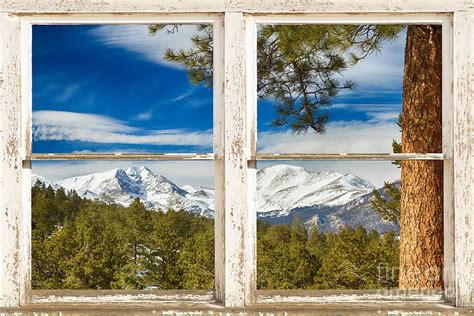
[88,25,200,67]
[55,83,82,102]
[182,99,212,108]
[33,110,212,148]
[132,110,153,121]
[171,89,194,102]
[331,103,400,112]
[330,103,401,123]
[257,117,402,186]
[258,120,400,154]
[34,82,84,102]
[339,30,406,91]
[89,24,405,90]
[367,111,400,122]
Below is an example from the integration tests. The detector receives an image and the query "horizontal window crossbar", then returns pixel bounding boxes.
[255,153,444,161]
[29,153,214,161]
[28,153,445,161]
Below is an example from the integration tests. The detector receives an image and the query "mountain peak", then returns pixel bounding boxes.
[33,164,390,231]
[339,173,376,190]
[49,166,214,217]
[123,166,155,181]
[124,165,152,174]
[256,164,376,216]
[259,164,305,174]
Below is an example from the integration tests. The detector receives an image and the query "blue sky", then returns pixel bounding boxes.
[33,25,213,154]
[32,24,406,186]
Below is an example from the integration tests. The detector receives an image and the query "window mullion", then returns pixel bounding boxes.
[218,11,256,308]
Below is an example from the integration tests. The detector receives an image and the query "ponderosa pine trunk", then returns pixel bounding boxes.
[399,25,443,289]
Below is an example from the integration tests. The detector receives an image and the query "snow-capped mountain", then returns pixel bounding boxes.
[265,182,400,233]
[34,166,214,217]
[32,164,398,233]
[32,174,61,190]
[257,164,375,217]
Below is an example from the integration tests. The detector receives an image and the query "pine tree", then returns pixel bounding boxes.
[314,227,399,289]
[257,217,315,289]
[150,24,402,134]
[178,223,215,289]
[145,210,195,288]
[112,198,152,289]
[399,25,443,289]
[370,182,401,223]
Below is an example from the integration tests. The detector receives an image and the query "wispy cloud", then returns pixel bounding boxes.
[183,99,212,108]
[34,81,84,102]
[331,103,400,112]
[258,120,400,154]
[132,110,153,121]
[171,89,195,102]
[330,102,401,123]
[338,29,406,91]
[169,88,211,108]
[88,25,200,67]
[367,111,400,122]
[55,83,82,102]
[33,110,212,148]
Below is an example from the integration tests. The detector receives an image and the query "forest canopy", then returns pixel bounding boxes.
[32,181,399,290]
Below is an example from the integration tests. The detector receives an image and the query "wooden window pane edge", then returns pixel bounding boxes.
[254,153,444,161]
[28,153,215,161]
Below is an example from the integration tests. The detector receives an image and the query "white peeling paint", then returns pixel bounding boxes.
[257,293,445,304]
[0,0,472,309]
[32,293,215,304]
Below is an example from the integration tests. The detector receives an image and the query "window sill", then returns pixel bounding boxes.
[1,289,468,314]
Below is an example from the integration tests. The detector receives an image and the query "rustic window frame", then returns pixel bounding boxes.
[0,0,472,309]
[18,13,226,307]
[248,13,453,304]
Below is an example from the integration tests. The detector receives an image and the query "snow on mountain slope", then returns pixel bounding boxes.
[32,174,60,190]
[256,164,376,217]
[56,166,214,217]
[32,164,397,232]
[265,185,400,234]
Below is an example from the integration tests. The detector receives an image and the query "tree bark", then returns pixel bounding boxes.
[399,25,443,289]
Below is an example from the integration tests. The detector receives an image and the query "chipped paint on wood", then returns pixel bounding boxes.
[0,0,472,309]
[442,14,456,304]
[0,0,470,14]
[19,22,32,306]
[0,13,22,308]
[223,11,247,307]
[31,290,215,304]
[222,12,256,307]
[453,10,474,307]
[212,16,226,304]
[30,153,215,160]
[244,15,257,307]
[255,153,444,161]
[256,290,445,304]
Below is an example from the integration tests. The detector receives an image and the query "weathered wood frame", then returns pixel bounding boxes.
[0,0,472,309]
[248,13,460,306]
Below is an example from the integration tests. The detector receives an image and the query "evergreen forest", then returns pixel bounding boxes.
[32,181,399,290]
